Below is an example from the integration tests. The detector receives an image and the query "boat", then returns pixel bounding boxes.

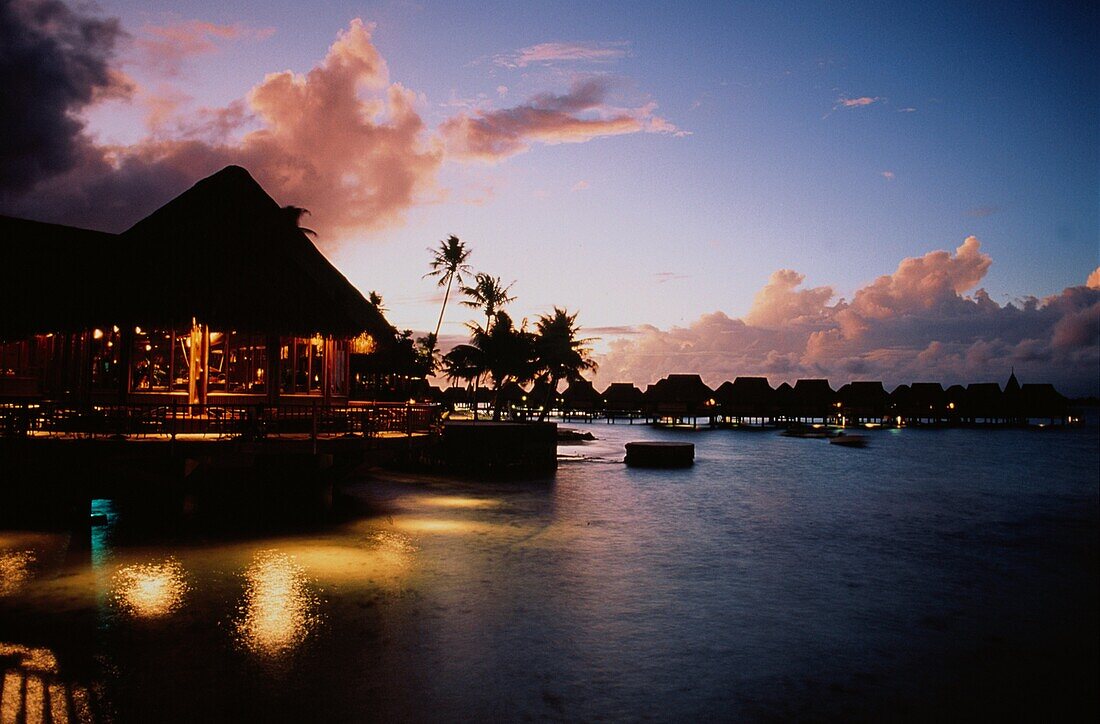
[829,433,868,447]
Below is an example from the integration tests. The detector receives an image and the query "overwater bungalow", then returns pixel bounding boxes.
[905,382,947,424]
[1018,383,1070,425]
[561,378,601,420]
[837,381,889,425]
[645,374,716,427]
[715,376,775,426]
[600,382,646,422]
[787,379,835,424]
[0,166,393,410]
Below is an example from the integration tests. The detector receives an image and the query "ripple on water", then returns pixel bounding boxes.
[233,550,322,657]
[110,558,189,618]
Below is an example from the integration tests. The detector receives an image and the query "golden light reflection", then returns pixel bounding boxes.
[47,685,69,724]
[0,644,57,674]
[24,675,44,724]
[386,518,495,535]
[417,495,501,510]
[0,551,35,596]
[234,551,320,656]
[111,558,188,618]
[1,670,21,724]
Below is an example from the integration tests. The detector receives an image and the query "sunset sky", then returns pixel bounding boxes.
[2,0,1097,392]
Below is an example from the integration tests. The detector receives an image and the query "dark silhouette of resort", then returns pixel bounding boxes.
[428,371,1076,429]
[0,164,1081,449]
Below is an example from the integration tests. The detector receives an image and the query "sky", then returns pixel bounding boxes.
[1,0,1098,393]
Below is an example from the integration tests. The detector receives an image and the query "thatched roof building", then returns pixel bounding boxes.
[715,377,775,419]
[601,383,645,413]
[561,378,601,411]
[0,166,393,405]
[644,374,715,416]
[788,379,834,420]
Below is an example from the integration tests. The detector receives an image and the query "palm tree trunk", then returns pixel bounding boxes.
[538,375,558,422]
[433,273,454,338]
[492,379,504,421]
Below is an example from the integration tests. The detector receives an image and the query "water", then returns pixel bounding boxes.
[1,421,1097,722]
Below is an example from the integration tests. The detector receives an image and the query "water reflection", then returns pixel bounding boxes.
[0,642,91,724]
[417,495,501,510]
[0,550,35,596]
[111,558,188,618]
[234,551,320,656]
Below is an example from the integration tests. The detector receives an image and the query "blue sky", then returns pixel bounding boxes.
[82,1,1097,336]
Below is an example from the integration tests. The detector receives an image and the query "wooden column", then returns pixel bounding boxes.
[266,334,281,407]
[187,322,209,406]
[118,327,133,405]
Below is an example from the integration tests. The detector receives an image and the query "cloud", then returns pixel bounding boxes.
[135,19,275,77]
[1087,267,1100,290]
[1,18,443,240]
[494,41,629,68]
[881,170,895,180]
[594,239,1100,396]
[654,272,689,283]
[967,204,1001,218]
[836,96,880,108]
[897,107,917,113]
[440,77,683,161]
[2,8,680,242]
[0,0,128,194]
[570,180,590,192]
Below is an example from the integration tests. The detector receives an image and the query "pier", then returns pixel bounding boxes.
[0,401,441,527]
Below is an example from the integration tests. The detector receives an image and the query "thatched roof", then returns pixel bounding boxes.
[562,378,600,406]
[1,166,393,339]
[839,381,888,406]
[0,216,122,339]
[601,382,645,408]
[645,374,714,404]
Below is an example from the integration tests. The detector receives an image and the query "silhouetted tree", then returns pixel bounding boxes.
[282,205,317,237]
[533,308,597,422]
[445,311,536,420]
[424,235,472,338]
[461,273,516,332]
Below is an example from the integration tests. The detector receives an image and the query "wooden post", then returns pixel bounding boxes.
[118,327,134,405]
[266,334,280,408]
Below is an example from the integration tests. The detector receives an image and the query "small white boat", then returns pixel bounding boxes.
[829,433,868,447]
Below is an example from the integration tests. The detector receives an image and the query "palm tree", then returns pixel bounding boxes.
[533,308,598,422]
[368,290,386,312]
[414,332,440,378]
[461,273,516,331]
[282,205,317,237]
[448,311,537,420]
[424,235,472,339]
[442,337,487,420]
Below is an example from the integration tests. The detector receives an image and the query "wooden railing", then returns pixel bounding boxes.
[0,401,442,440]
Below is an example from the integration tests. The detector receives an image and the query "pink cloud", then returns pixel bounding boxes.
[1086,266,1100,289]
[3,15,681,243]
[440,77,682,161]
[837,96,880,108]
[881,170,895,180]
[6,19,441,241]
[594,238,1100,395]
[494,41,629,68]
[136,19,275,77]
[570,180,590,192]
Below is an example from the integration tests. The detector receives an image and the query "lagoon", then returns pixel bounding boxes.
[1,420,1097,721]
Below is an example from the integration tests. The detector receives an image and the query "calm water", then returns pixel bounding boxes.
[1,420,1097,722]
